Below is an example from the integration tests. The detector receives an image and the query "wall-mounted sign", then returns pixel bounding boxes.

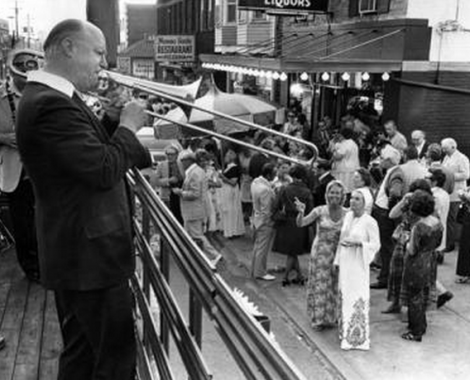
[238,0,328,13]
[154,35,195,62]
[117,56,131,74]
[0,19,9,33]
[132,58,155,79]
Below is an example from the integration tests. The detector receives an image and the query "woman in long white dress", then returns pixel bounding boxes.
[219,149,246,238]
[334,188,381,350]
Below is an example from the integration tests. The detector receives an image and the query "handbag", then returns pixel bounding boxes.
[456,202,469,224]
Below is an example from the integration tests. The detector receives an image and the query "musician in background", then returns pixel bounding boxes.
[16,19,152,380]
[0,49,42,283]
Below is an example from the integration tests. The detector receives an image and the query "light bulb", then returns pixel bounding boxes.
[272,72,280,80]
[382,72,390,81]
[280,72,288,81]
[362,72,370,81]
[300,72,309,81]
[321,72,330,81]
[341,72,350,81]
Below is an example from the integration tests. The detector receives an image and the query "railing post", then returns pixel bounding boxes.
[160,239,171,353]
[188,238,204,347]
[141,199,151,351]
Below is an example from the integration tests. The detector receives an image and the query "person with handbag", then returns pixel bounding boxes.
[272,165,313,286]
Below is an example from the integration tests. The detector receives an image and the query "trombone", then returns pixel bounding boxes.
[105,71,318,166]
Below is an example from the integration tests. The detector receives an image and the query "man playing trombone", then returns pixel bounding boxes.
[16,19,152,380]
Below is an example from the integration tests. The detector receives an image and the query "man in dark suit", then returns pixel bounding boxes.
[16,20,151,380]
[411,130,430,161]
[313,159,335,206]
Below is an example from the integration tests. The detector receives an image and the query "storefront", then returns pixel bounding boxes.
[201,17,430,132]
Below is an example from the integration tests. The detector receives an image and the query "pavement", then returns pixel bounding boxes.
[211,229,470,380]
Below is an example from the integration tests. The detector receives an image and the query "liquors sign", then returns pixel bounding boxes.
[238,0,329,12]
[154,35,195,62]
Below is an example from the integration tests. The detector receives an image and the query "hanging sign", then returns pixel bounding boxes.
[238,0,329,12]
[154,35,195,62]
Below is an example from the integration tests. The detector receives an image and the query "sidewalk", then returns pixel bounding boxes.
[215,230,470,380]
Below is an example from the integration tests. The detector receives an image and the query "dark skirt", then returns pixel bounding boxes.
[272,217,310,256]
[456,212,470,277]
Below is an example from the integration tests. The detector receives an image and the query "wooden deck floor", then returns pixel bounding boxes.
[0,247,61,380]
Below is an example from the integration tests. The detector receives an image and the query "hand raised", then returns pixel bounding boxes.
[119,100,149,133]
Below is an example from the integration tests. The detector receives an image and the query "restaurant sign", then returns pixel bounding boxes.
[238,0,328,12]
[154,35,195,62]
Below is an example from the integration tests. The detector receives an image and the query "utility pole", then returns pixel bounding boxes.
[14,0,19,43]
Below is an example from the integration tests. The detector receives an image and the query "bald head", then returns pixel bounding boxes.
[42,19,107,92]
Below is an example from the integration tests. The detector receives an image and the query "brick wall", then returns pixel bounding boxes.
[383,71,470,158]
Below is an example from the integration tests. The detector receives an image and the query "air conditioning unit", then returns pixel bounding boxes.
[359,0,377,15]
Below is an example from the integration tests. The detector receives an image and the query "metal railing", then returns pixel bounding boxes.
[128,168,308,380]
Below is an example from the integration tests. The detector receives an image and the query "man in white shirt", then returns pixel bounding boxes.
[250,163,277,281]
[441,138,470,252]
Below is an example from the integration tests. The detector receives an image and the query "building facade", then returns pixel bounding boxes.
[201,0,470,155]
[155,0,215,85]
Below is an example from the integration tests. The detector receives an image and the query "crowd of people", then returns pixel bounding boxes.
[1,19,470,374]
[143,103,470,350]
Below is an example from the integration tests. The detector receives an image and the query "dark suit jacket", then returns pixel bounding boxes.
[16,83,152,291]
[417,141,430,160]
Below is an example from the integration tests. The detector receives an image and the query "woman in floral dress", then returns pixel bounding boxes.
[295,180,347,330]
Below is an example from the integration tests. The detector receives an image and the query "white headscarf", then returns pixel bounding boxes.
[353,187,374,215]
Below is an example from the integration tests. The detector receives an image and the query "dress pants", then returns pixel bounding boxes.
[6,178,39,278]
[251,223,275,278]
[372,206,396,285]
[184,218,220,261]
[55,282,136,380]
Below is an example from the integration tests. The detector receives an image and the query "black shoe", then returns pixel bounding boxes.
[0,335,5,350]
[436,251,444,264]
[437,291,454,308]
[401,332,422,342]
[292,276,306,286]
[370,282,387,289]
[281,278,291,287]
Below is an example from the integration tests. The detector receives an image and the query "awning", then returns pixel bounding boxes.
[199,54,402,73]
[200,27,405,73]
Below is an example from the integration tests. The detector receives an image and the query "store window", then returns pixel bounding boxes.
[359,0,377,14]
[227,0,237,23]
[349,0,390,17]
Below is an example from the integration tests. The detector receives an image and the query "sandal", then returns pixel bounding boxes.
[311,323,326,331]
[455,276,470,284]
[401,332,422,342]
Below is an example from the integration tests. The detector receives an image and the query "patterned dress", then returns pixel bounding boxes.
[387,213,418,303]
[401,218,442,320]
[302,206,345,327]
[334,211,380,351]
